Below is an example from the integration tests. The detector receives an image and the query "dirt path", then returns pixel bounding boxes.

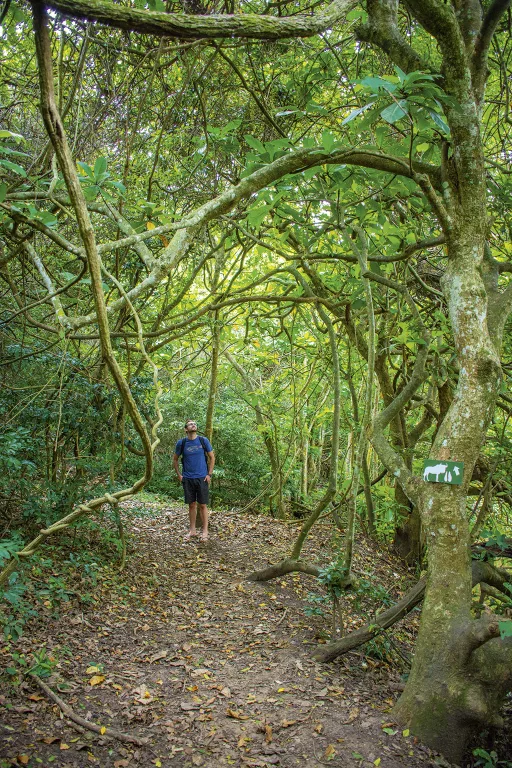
[1,502,444,767]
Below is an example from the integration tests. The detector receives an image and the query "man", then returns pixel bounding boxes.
[173,419,215,542]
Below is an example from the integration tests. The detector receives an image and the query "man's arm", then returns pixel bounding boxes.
[205,450,215,483]
[173,453,182,482]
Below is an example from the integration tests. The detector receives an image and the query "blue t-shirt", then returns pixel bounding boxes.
[176,436,213,479]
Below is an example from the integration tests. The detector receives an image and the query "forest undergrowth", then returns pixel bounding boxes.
[1,498,510,768]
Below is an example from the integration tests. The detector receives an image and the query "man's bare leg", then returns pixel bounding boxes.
[184,502,198,540]
[198,504,209,540]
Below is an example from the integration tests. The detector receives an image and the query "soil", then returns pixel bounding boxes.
[0,499,507,768]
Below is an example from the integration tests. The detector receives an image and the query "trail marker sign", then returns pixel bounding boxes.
[422,460,464,485]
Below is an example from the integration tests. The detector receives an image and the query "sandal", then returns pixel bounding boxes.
[184,531,197,542]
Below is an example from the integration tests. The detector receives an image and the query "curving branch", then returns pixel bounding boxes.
[64,147,438,331]
[362,270,431,505]
[0,2,163,589]
[45,0,356,41]
[356,0,427,74]
[314,559,511,663]
[473,0,512,99]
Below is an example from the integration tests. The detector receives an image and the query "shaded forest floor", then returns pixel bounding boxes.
[1,498,508,767]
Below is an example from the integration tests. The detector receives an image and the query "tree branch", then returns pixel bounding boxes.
[46,0,357,40]
[357,0,427,74]
[473,0,511,99]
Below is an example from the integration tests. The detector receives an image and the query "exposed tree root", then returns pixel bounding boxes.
[313,560,512,663]
[247,558,320,581]
[30,674,148,746]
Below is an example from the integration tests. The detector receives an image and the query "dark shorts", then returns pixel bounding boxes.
[182,477,209,505]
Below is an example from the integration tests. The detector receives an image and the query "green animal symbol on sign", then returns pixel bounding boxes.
[422,460,464,485]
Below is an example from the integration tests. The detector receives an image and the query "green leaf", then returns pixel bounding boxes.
[0,158,27,177]
[0,130,25,142]
[342,103,373,125]
[0,182,6,203]
[358,76,397,94]
[94,156,108,179]
[246,205,270,228]
[83,185,100,201]
[244,135,265,154]
[321,130,336,152]
[428,110,450,135]
[346,8,367,22]
[77,161,94,178]
[380,101,408,124]
[499,619,512,639]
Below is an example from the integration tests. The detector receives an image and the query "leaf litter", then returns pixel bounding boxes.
[0,500,447,767]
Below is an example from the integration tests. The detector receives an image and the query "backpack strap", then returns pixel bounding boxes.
[198,436,210,465]
[177,437,186,457]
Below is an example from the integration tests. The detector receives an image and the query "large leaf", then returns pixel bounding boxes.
[342,103,374,125]
[0,130,25,143]
[380,101,408,124]
[0,158,27,177]
[429,110,450,135]
[94,156,108,179]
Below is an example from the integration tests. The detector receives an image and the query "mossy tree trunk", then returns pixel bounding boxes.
[369,2,512,758]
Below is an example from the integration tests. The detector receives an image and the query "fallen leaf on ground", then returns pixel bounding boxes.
[324,744,337,759]
[89,675,105,686]
[132,684,154,703]
[344,707,360,723]
[264,724,273,743]
[226,708,249,720]
[149,650,168,663]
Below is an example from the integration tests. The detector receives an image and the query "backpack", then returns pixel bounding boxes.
[176,435,209,468]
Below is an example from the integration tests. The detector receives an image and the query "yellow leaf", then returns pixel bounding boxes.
[374,759,381,766]
[146,221,156,230]
[60,743,70,750]
[86,665,101,674]
[226,709,249,720]
[324,744,336,759]
[402,729,410,737]
[89,675,105,686]
[100,726,106,735]
[17,756,30,765]
[265,725,273,744]
[155,761,162,767]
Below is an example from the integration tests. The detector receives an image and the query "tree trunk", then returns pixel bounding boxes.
[393,239,507,761]
[224,350,286,518]
[393,484,421,564]
[205,314,221,443]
